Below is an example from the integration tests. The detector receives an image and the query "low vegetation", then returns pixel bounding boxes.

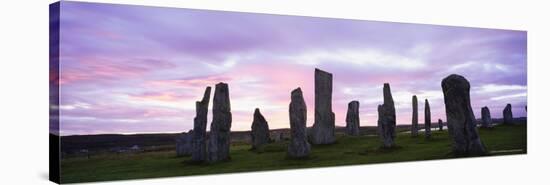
[60,123,526,183]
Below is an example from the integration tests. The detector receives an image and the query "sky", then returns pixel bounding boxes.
[55,1,527,136]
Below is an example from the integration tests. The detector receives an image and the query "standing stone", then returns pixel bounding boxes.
[424,99,432,139]
[377,105,391,148]
[191,87,211,162]
[442,74,486,156]
[176,130,193,157]
[481,106,492,128]
[377,105,385,143]
[345,101,360,136]
[207,83,232,163]
[438,119,443,131]
[411,95,419,137]
[288,88,311,158]
[378,83,396,148]
[251,108,270,150]
[311,68,336,144]
[503,104,514,125]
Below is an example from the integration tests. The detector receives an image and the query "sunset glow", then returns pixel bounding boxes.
[56,2,527,136]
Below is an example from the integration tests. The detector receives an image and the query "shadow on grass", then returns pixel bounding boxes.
[374,145,404,154]
[444,148,492,158]
[182,157,232,166]
[309,140,340,147]
[358,145,404,155]
[249,142,288,154]
[479,127,495,130]
[284,154,317,161]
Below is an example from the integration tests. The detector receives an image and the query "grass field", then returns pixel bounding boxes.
[60,123,526,183]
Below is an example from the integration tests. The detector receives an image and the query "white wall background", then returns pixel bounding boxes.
[0,0,548,184]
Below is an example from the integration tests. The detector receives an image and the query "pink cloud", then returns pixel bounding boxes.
[128,91,194,102]
[146,75,231,89]
[56,2,526,135]
[60,57,176,84]
[61,102,187,120]
[94,30,124,40]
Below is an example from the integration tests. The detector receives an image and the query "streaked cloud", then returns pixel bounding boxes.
[490,93,527,101]
[56,1,527,135]
[475,84,527,93]
[289,49,426,71]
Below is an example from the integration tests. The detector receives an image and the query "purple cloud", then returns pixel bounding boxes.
[56,1,527,135]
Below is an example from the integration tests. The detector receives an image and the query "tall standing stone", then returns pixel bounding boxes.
[311,68,336,144]
[442,74,486,156]
[424,99,432,139]
[176,130,193,157]
[378,83,396,148]
[503,104,514,125]
[438,119,443,131]
[251,108,270,150]
[208,83,232,163]
[411,95,419,137]
[377,105,387,146]
[345,101,360,136]
[288,88,311,158]
[191,87,211,162]
[481,106,492,128]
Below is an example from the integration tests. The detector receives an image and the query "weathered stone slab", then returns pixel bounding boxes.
[425,99,431,139]
[481,106,492,128]
[191,87,211,162]
[411,95,419,137]
[378,83,396,148]
[311,68,336,144]
[288,88,311,158]
[207,83,232,163]
[503,104,514,125]
[345,101,360,136]
[251,108,270,149]
[176,130,193,157]
[442,74,486,156]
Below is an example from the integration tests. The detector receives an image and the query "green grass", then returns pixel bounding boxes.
[60,123,526,183]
